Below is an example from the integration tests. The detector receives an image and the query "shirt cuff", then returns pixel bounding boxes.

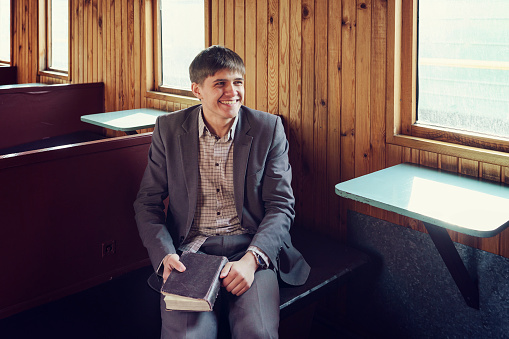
[247,245,270,269]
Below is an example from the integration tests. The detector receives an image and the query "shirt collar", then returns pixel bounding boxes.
[198,106,239,141]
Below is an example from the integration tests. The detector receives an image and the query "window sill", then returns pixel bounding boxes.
[145,90,200,106]
[387,134,509,167]
[38,70,69,81]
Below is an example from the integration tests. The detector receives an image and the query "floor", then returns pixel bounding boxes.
[0,265,360,339]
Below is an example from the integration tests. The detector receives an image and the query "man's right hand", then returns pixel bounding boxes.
[162,253,186,283]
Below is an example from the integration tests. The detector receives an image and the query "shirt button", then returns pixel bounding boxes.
[215,163,219,166]
[217,212,221,216]
[216,188,220,193]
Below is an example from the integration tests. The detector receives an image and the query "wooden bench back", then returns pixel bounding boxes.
[0,82,104,149]
[0,66,17,85]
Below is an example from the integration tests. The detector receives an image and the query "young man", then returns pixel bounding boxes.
[134,45,309,339]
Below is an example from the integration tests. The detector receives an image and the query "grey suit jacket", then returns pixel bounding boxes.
[134,104,310,286]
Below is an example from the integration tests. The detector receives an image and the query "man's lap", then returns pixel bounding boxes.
[160,234,280,339]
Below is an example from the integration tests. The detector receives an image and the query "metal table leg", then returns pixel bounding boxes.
[423,222,479,309]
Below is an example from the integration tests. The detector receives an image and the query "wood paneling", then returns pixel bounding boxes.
[10,0,509,258]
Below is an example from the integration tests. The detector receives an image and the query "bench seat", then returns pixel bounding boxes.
[280,227,370,318]
[0,227,369,338]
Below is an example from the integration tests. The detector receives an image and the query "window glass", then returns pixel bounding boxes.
[49,0,68,72]
[160,0,205,90]
[0,1,10,63]
[417,0,509,138]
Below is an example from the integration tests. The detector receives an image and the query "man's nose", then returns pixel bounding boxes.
[224,82,235,94]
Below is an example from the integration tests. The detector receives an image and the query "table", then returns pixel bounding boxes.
[335,163,509,309]
[81,108,167,134]
[0,83,50,89]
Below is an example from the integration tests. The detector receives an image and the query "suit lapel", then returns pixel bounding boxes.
[179,106,200,231]
[233,108,253,223]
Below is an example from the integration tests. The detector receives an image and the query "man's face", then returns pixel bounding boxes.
[191,69,244,125]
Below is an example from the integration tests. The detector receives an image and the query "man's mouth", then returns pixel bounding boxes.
[220,100,238,105]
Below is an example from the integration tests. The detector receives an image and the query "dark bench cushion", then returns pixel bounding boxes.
[279,227,370,319]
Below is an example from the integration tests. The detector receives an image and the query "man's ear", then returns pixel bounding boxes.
[191,83,202,100]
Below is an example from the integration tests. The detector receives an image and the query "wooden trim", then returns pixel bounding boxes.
[152,0,161,91]
[244,0,256,107]
[67,0,72,81]
[38,0,47,71]
[47,0,52,70]
[256,0,268,111]
[412,124,509,154]
[399,0,414,135]
[145,90,200,106]
[38,69,69,80]
[158,85,194,98]
[205,0,211,47]
[390,134,509,167]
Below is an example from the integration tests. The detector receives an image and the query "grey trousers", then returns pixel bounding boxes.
[160,234,280,339]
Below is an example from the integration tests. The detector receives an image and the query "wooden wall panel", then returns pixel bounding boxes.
[327,0,342,237]
[300,0,314,231]
[314,0,328,233]
[288,0,303,229]
[10,0,509,257]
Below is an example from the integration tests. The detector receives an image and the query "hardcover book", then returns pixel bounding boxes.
[161,252,228,311]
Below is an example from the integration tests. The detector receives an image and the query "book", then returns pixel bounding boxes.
[161,252,228,312]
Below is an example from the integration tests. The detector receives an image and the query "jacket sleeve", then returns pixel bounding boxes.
[133,117,176,272]
[249,116,295,269]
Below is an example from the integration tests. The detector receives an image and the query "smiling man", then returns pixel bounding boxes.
[134,45,309,339]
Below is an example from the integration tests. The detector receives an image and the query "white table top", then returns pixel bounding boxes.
[81,108,167,132]
[335,163,509,237]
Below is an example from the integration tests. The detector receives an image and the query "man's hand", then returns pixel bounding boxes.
[220,251,258,296]
[162,253,186,283]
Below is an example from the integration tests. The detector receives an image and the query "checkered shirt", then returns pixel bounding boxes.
[178,110,253,253]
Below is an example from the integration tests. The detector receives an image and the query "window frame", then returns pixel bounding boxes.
[147,0,210,98]
[38,0,71,80]
[387,0,509,167]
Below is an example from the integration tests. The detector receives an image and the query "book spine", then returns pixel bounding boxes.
[205,257,228,308]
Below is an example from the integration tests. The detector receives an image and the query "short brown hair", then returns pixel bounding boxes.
[189,45,245,84]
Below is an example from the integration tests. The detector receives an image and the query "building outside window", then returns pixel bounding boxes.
[0,1,10,64]
[159,0,205,93]
[47,0,69,72]
[417,0,509,139]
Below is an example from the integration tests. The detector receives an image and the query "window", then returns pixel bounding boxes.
[0,1,10,64]
[39,0,69,74]
[417,0,509,140]
[156,0,206,95]
[389,0,509,156]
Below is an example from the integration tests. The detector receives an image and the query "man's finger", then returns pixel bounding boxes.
[220,262,232,279]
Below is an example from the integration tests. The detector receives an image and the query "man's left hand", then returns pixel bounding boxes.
[220,251,258,296]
